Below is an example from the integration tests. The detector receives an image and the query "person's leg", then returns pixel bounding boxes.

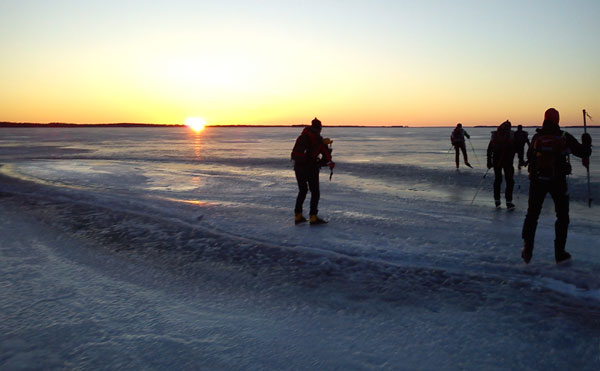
[517,147,525,169]
[454,146,460,168]
[307,167,320,216]
[550,180,570,261]
[504,164,515,203]
[493,167,503,204]
[294,168,309,214]
[522,180,548,261]
[460,143,469,164]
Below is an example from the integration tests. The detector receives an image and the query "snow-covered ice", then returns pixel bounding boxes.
[1,126,598,370]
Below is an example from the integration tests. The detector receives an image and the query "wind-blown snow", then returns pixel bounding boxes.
[1,127,598,370]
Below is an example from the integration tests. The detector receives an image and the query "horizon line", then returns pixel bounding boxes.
[0,121,597,129]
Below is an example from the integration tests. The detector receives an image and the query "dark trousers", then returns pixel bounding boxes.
[294,166,320,215]
[454,143,468,166]
[493,165,514,202]
[516,146,526,168]
[522,178,569,255]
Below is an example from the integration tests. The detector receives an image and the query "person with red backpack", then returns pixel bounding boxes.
[521,108,592,264]
[487,120,516,209]
[450,123,472,169]
[291,118,335,225]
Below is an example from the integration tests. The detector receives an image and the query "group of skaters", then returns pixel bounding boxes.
[291,108,592,265]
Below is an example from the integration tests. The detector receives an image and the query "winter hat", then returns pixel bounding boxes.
[544,108,560,125]
[498,120,511,131]
[311,117,322,129]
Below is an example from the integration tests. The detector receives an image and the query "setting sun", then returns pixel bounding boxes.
[185,117,206,132]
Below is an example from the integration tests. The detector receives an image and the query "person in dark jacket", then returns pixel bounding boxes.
[291,118,335,225]
[514,125,531,170]
[521,108,592,264]
[450,123,472,168]
[487,120,516,209]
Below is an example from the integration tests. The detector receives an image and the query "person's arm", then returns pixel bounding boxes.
[464,130,470,139]
[565,132,592,159]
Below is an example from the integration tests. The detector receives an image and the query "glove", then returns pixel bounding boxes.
[328,162,336,169]
[582,157,589,169]
[582,133,592,147]
[487,160,492,169]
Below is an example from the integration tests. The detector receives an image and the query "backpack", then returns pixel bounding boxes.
[451,128,464,144]
[488,128,514,166]
[530,133,571,180]
[490,130,513,148]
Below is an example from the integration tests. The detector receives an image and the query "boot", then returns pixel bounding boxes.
[295,213,307,225]
[521,242,533,264]
[506,202,515,210]
[555,240,571,264]
[465,162,473,168]
[309,214,328,225]
[555,251,571,264]
[495,199,501,208]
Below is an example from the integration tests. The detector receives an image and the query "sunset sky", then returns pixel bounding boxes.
[1,0,599,126]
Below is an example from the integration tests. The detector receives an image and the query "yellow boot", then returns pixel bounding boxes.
[309,214,328,225]
[295,213,307,225]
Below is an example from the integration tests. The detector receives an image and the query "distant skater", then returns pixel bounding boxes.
[521,108,592,264]
[291,117,335,225]
[450,123,472,168]
[514,125,530,170]
[487,120,516,209]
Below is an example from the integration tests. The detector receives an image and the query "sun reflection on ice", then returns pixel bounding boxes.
[185,117,206,160]
[192,133,203,160]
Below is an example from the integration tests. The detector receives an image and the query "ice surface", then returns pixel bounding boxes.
[1,127,599,370]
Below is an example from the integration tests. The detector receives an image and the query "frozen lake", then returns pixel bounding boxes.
[1,126,599,370]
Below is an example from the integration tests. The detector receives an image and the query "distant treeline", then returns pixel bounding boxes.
[0,122,184,128]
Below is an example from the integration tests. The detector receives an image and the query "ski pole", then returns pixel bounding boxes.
[583,109,592,208]
[468,138,481,166]
[470,168,491,205]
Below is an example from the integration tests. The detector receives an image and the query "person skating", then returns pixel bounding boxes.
[514,125,531,170]
[487,120,516,209]
[291,117,335,225]
[521,108,592,264]
[450,123,472,168]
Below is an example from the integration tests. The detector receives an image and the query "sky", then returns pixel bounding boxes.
[1,0,599,127]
